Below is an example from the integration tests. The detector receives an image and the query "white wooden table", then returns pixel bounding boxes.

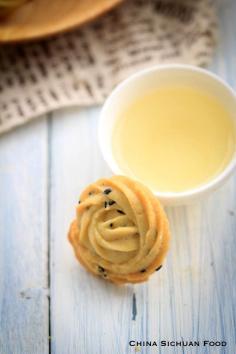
[0,1,236,353]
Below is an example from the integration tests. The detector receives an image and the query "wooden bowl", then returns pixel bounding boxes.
[0,0,124,43]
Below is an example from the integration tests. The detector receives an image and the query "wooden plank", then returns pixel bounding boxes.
[144,2,236,352]
[0,118,49,354]
[49,107,134,354]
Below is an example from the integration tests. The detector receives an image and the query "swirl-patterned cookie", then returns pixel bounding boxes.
[68,176,170,284]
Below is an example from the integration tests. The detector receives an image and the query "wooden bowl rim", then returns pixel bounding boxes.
[0,0,124,43]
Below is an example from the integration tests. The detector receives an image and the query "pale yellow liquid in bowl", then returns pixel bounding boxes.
[112,86,236,193]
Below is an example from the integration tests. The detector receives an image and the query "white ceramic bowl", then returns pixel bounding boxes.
[98,64,236,205]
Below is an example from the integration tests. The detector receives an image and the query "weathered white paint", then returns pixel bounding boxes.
[0,118,49,354]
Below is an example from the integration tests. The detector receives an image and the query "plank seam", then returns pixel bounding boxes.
[47,113,53,354]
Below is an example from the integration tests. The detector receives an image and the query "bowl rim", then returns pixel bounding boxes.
[98,64,236,203]
[0,0,124,43]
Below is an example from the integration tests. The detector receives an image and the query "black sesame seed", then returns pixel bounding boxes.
[117,209,125,215]
[104,201,108,208]
[78,200,81,204]
[140,269,146,273]
[155,265,162,272]
[98,266,105,273]
[108,200,115,206]
[103,188,112,195]
[110,223,113,228]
